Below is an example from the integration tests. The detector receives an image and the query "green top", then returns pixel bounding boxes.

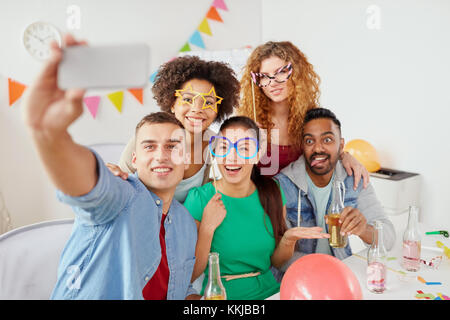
[184,181,286,300]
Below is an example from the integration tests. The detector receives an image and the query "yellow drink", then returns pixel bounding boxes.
[205,294,226,300]
[327,213,347,248]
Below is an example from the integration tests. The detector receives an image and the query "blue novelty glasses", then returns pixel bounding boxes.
[209,136,259,159]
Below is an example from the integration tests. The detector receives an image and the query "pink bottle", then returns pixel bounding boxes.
[367,220,387,293]
[401,206,421,272]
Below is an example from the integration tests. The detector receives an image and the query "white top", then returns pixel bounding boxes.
[174,162,208,204]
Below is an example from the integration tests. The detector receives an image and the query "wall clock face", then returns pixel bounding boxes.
[23,22,62,60]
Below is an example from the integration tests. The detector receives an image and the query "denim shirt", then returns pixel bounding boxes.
[274,156,395,275]
[51,151,197,300]
[277,170,356,262]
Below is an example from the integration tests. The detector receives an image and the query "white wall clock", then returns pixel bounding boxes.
[23,22,62,60]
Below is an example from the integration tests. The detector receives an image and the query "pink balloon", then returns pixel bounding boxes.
[280,253,363,300]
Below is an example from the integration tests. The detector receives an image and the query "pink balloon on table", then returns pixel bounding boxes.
[280,253,363,300]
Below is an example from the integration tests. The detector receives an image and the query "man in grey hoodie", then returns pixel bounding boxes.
[275,108,395,274]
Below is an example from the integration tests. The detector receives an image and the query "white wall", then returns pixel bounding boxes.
[262,0,450,229]
[0,0,261,229]
[3,0,449,233]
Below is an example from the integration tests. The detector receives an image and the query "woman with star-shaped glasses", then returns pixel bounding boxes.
[238,41,369,191]
[107,55,240,204]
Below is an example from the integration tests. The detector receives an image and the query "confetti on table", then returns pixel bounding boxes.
[415,290,450,300]
[417,276,426,284]
[387,257,397,261]
[352,253,405,275]
[437,293,450,300]
[417,275,443,285]
[415,292,435,299]
[420,255,443,269]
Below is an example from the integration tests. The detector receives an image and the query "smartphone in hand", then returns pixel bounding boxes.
[58,43,150,89]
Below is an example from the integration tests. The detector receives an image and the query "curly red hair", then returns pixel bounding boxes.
[237,41,321,148]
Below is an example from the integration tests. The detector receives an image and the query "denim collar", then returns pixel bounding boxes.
[279,155,347,193]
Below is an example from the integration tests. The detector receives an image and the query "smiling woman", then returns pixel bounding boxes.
[237,41,369,189]
[109,56,241,204]
[183,116,329,300]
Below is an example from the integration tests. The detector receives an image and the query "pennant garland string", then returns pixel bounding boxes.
[212,0,228,11]
[150,0,227,83]
[107,91,124,113]
[83,96,101,119]
[8,78,27,106]
[4,75,144,119]
[206,6,224,22]
[3,0,229,118]
[198,18,213,36]
[128,88,144,105]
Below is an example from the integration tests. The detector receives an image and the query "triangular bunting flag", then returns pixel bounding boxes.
[107,91,124,113]
[189,30,205,49]
[149,71,158,83]
[212,0,228,11]
[128,88,143,105]
[179,42,191,52]
[8,78,27,106]
[206,6,223,22]
[83,96,101,119]
[198,18,212,36]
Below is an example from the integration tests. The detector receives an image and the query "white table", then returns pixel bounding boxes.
[267,225,450,300]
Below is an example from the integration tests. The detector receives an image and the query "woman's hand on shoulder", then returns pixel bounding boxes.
[106,163,129,180]
[340,151,369,190]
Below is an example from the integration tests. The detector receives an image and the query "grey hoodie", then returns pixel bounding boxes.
[275,155,396,272]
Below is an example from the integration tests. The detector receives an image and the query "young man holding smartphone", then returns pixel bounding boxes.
[21,34,197,299]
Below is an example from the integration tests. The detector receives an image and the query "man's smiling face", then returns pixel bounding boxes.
[302,118,344,177]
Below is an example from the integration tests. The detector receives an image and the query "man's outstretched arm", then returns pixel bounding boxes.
[22,34,97,197]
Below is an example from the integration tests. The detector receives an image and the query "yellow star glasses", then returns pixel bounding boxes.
[174,84,223,113]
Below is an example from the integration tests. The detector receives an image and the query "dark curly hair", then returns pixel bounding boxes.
[152,55,240,123]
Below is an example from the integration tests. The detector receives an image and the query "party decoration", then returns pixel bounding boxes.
[436,241,450,258]
[149,71,158,83]
[174,83,223,113]
[425,230,449,238]
[150,0,229,83]
[344,139,381,172]
[107,91,124,113]
[83,96,101,119]
[8,78,27,106]
[2,76,144,118]
[206,6,223,22]
[212,0,228,11]
[180,42,191,53]
[420,255,443,269]
[128,88,143,105]
[415,290,450,300]
[198,18,213,36]
[189,30,206,49]
[280,253,363,300]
